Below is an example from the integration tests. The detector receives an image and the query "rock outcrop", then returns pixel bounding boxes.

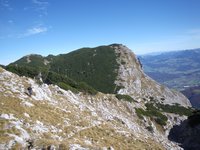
[113,44,191,107]
[168,111,200,150]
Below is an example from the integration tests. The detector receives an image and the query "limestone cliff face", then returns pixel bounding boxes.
[113,44,191,107]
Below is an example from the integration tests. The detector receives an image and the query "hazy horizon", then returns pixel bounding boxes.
[2,45,200,66]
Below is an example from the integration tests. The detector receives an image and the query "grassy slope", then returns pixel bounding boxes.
[0,94,164,150]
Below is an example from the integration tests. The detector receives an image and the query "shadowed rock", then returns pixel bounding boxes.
[168,113,200,150]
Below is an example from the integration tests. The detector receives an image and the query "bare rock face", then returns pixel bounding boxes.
[113,44,191,107]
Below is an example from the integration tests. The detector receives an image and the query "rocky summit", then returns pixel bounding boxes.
[0,44,194,149]
[113,44,190,107]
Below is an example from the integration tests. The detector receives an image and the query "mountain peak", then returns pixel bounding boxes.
[6,44,191,107]
[112,45,191,107]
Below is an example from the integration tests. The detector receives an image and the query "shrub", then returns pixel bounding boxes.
[135,108,146,119]
[45,72,97,95]
[57,82,78,93]
[76,82,98,95]
[136,101,194,127]
[6,65,39,78]
[156,103,193,116]
[146,110,168,126]
[160,97,165,101]
[146,126,154,132]
[149,96,155,101]
[135,103,168,126]
[116,94,136,103]
[154,117,167,126]
[6,66,98,95]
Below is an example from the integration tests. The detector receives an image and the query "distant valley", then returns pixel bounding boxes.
[139,48,200,108]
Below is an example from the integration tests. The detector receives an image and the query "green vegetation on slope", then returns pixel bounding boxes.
[156,103,193,116]
[9,54,50,69]
[7,45,120,94]
[135,104,168,126]
[6,54,50,80]
[45,71,97,95]
[135,99,194,127]
[49,45,119,93]
[6,65,41,78]
[116,94,137,103]
[5,65,97,95]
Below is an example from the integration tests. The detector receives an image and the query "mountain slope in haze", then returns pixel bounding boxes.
[139,48,200,90]
[182,86,200,109]
[139,49,200,108]
[7,44,191,107]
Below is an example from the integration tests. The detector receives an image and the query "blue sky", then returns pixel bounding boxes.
[1,0,200,65]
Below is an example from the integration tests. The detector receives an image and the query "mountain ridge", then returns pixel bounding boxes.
[0,66,193,149]
[6,44,191,107]
[0,44,196,149]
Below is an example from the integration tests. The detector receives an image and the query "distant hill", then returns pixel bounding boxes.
[139,48,200,90]
[139,48,200,108]
[182,86,200,109]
